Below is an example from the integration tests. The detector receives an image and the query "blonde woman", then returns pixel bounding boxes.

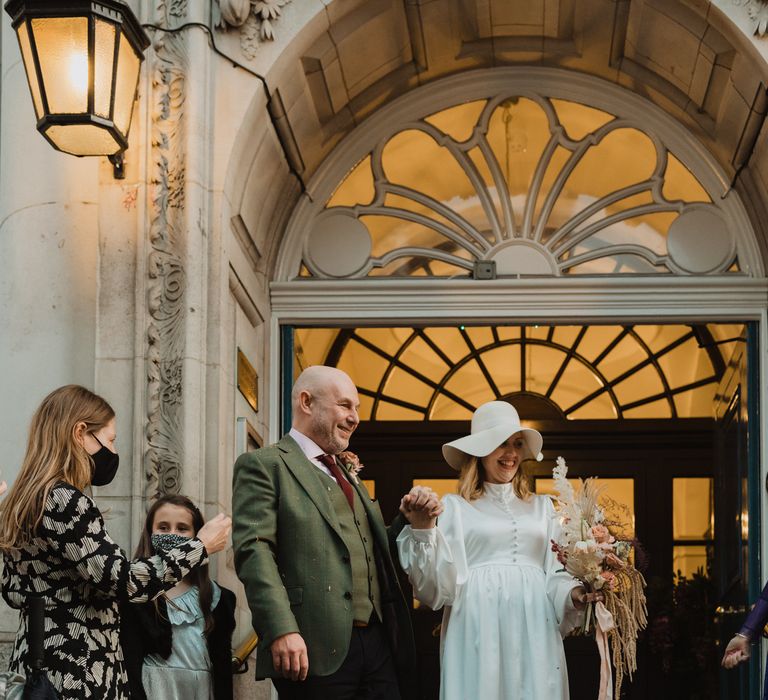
[397,401,602,700]
[0,385,231,699]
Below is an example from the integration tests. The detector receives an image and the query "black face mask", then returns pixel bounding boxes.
[90,434,119,487]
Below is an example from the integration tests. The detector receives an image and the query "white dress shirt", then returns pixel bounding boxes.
[288,427,343,481]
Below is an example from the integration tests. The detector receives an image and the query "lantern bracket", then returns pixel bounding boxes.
[108,151,125,179]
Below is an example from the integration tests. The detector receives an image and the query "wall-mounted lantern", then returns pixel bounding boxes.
[4,0,150,177]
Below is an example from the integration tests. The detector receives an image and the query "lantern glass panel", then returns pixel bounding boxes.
[94,19,116,119]
[46,123,120,156]
[17,21,43,118]
[113,31,139,136]
[31,16,88,114]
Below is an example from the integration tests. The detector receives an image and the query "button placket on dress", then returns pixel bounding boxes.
[485,484,520,562]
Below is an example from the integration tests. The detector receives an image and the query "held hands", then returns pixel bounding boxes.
[400,486,443,529]
[271,632,309,681]
[570,586,605,610]
[721,635,750,669]
[196,513,232,554]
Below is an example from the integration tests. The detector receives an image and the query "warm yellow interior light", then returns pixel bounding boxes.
[295,323,744,421]
[68,51,88,96]
[32,16,88,114]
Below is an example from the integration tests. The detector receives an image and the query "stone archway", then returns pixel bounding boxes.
[274,67,762,283]
[223,0,768,287]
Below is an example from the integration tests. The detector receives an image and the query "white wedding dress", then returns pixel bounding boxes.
[397,483,582,700]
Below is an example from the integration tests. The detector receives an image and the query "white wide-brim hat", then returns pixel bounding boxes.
[442,401,544,471]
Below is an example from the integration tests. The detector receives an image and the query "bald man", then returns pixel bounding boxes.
[233,366,440,699]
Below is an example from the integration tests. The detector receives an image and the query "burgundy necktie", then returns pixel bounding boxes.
[318,454,355,510]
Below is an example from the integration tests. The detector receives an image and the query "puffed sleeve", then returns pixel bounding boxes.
[41,484,207,603]
[396,496,466,610]
[542,495,583,636]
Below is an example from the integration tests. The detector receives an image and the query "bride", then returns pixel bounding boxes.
[397,401,602,700]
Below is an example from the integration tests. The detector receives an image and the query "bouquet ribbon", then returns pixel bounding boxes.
[594,601,615,700]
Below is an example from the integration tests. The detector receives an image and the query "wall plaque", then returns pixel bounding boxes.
[237,348,259,412]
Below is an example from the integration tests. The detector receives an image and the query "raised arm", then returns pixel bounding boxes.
[387,486,442,556]
[396,495,463,610]
[42,485,207,603]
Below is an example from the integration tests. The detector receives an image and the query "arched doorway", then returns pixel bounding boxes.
[269,69,767,699]
[274,68,760,281]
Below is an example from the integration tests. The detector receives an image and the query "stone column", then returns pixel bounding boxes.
[140,0,214,508]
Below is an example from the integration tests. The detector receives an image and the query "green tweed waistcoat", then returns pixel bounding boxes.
[325,475,383,622]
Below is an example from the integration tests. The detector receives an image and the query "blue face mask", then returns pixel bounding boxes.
[151,532,191,554]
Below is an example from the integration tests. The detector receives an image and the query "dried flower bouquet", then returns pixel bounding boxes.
[550,457,647,699]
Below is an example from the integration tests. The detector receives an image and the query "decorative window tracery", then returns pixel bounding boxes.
[300,92,739,279]
[295,324,743,420]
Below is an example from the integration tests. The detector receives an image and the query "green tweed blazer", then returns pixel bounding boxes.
[232,435,416,684]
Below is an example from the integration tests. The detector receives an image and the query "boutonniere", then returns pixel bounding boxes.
[338,451,364,485]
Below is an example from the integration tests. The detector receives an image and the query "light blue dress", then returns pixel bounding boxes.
[142,583,221,700]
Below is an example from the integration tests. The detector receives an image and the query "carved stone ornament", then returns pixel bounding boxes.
[169,0,187,17]
[216,0,250,27]
[214,0,293,60]
[735,0,768,36]
[144,0,189,498]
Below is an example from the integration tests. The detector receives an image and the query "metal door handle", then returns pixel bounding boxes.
[715,605,747,614]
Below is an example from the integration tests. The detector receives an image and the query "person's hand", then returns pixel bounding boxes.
[196,513,232,554]
[570,586,604,610]
[722,635,750,669]
[271,632,309,680]
[0,481,6,497]
[400,486,443,529]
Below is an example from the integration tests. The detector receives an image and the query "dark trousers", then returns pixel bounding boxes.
[272,620,401,700]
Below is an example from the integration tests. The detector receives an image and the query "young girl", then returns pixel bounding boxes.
[121,495,237,700]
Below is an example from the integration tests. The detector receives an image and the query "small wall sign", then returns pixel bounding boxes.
[237,348,258,412]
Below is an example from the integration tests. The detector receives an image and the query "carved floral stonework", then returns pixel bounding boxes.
[736,0,768,36]
[216,0,250,26]
[214,0,293,60]
[144,0,189,498]
[0,641,13,674]
[169,0,188,17]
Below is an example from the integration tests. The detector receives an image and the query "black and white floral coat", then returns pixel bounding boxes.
[1,483,208,699]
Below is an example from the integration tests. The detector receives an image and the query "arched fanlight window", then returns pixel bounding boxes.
[298,91,741,279]
[295,324,744,420]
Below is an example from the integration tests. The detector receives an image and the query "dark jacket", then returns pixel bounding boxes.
[120,584,236,700]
